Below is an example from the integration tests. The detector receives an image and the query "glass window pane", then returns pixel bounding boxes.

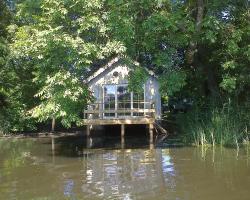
[117,85,131,117]
[104,85,116,117]
[133,89,144,116]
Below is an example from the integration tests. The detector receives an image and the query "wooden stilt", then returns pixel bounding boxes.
[86,125,90,137]
[86,125,92,148]
[51,118,56,132]
[51,135,55,151]
[121,124,125,149]
[87,136,92,148]
[149,123,154,149]
[51,136,55,164]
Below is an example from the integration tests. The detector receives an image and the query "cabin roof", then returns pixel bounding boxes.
[85,56,156,84]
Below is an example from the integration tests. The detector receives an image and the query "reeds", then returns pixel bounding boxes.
[177,100,250,147]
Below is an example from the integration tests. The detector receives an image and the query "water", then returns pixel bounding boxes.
[0,136,250,200]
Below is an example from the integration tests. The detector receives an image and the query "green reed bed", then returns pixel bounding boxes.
[177,101,250,147]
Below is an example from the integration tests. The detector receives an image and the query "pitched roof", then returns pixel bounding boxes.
[84,56,157,84]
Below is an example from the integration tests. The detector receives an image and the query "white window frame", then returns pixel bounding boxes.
[102,83,145,119]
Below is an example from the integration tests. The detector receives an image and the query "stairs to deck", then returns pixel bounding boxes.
[154,121,169,144]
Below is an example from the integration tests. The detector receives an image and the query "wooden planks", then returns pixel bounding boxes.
[83,118,155,125]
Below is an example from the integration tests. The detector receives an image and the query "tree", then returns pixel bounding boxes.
[106,0,191,97]
[10,0,125,130]
[0,0,11,106]
[188,0,250,100]
[0,0,30,133]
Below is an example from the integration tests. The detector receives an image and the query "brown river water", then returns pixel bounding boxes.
[0,135,250,200]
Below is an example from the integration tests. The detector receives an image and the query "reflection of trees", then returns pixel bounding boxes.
[0,139,34,176]
[0,138,69,200]
[0,139,35,199]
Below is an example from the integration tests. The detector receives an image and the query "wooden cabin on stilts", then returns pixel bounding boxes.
[83,57,162,148]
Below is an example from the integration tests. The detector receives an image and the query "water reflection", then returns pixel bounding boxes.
[79,149,169,199]
[0,139,35,176]
[0,137,250,200]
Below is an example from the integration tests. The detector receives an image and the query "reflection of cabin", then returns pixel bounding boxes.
[83,57,161,143]
[81,149,167,199]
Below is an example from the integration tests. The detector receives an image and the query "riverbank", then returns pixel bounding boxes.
[0,131,86,139]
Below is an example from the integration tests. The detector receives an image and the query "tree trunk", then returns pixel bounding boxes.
[205,63,220,98]
[188,1,220,98]
[195,47,220,98]
[186,0,204,65]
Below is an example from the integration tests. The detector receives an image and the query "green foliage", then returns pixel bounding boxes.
[198,1,250,96]
[106,0,191,99]
[128,67,148,93]
[8,0,125,129]
[1,0,249,135]
[0,0,12,37]
[0,0,36,134]
[219,75,236,93]
[159,70,186,97]
[30,71,92,127]
[0,1,11,105]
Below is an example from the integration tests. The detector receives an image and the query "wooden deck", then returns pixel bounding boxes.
[83,117,155,125]
[83,102,156,148]
[83,102,156,126]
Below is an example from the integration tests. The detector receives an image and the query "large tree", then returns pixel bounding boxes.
[10,0,125,129]
[106,0,250,102]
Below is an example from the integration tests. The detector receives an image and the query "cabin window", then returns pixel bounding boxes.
[117,85,131,117]
[113,71,119,77]
[133,90,144,116]
[103,84,145,118]
[103,85,116,117]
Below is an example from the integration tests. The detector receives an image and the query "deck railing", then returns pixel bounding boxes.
[84,101,155,120]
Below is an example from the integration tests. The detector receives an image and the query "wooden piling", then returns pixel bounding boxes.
[121,124,125,148]
[51,135,55,151]
[51,118,56,132]
[86,125,90,137]
[149,123,154,148]
[87,136,92,148]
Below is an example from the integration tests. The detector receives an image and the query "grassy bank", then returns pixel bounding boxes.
[176,101,250,147]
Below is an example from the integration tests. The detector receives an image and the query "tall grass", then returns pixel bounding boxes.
[177,101,250,147]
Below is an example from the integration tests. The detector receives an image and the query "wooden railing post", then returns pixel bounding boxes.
[83,101,155,120]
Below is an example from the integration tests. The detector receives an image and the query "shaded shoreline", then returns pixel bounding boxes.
[0,131,86,139]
